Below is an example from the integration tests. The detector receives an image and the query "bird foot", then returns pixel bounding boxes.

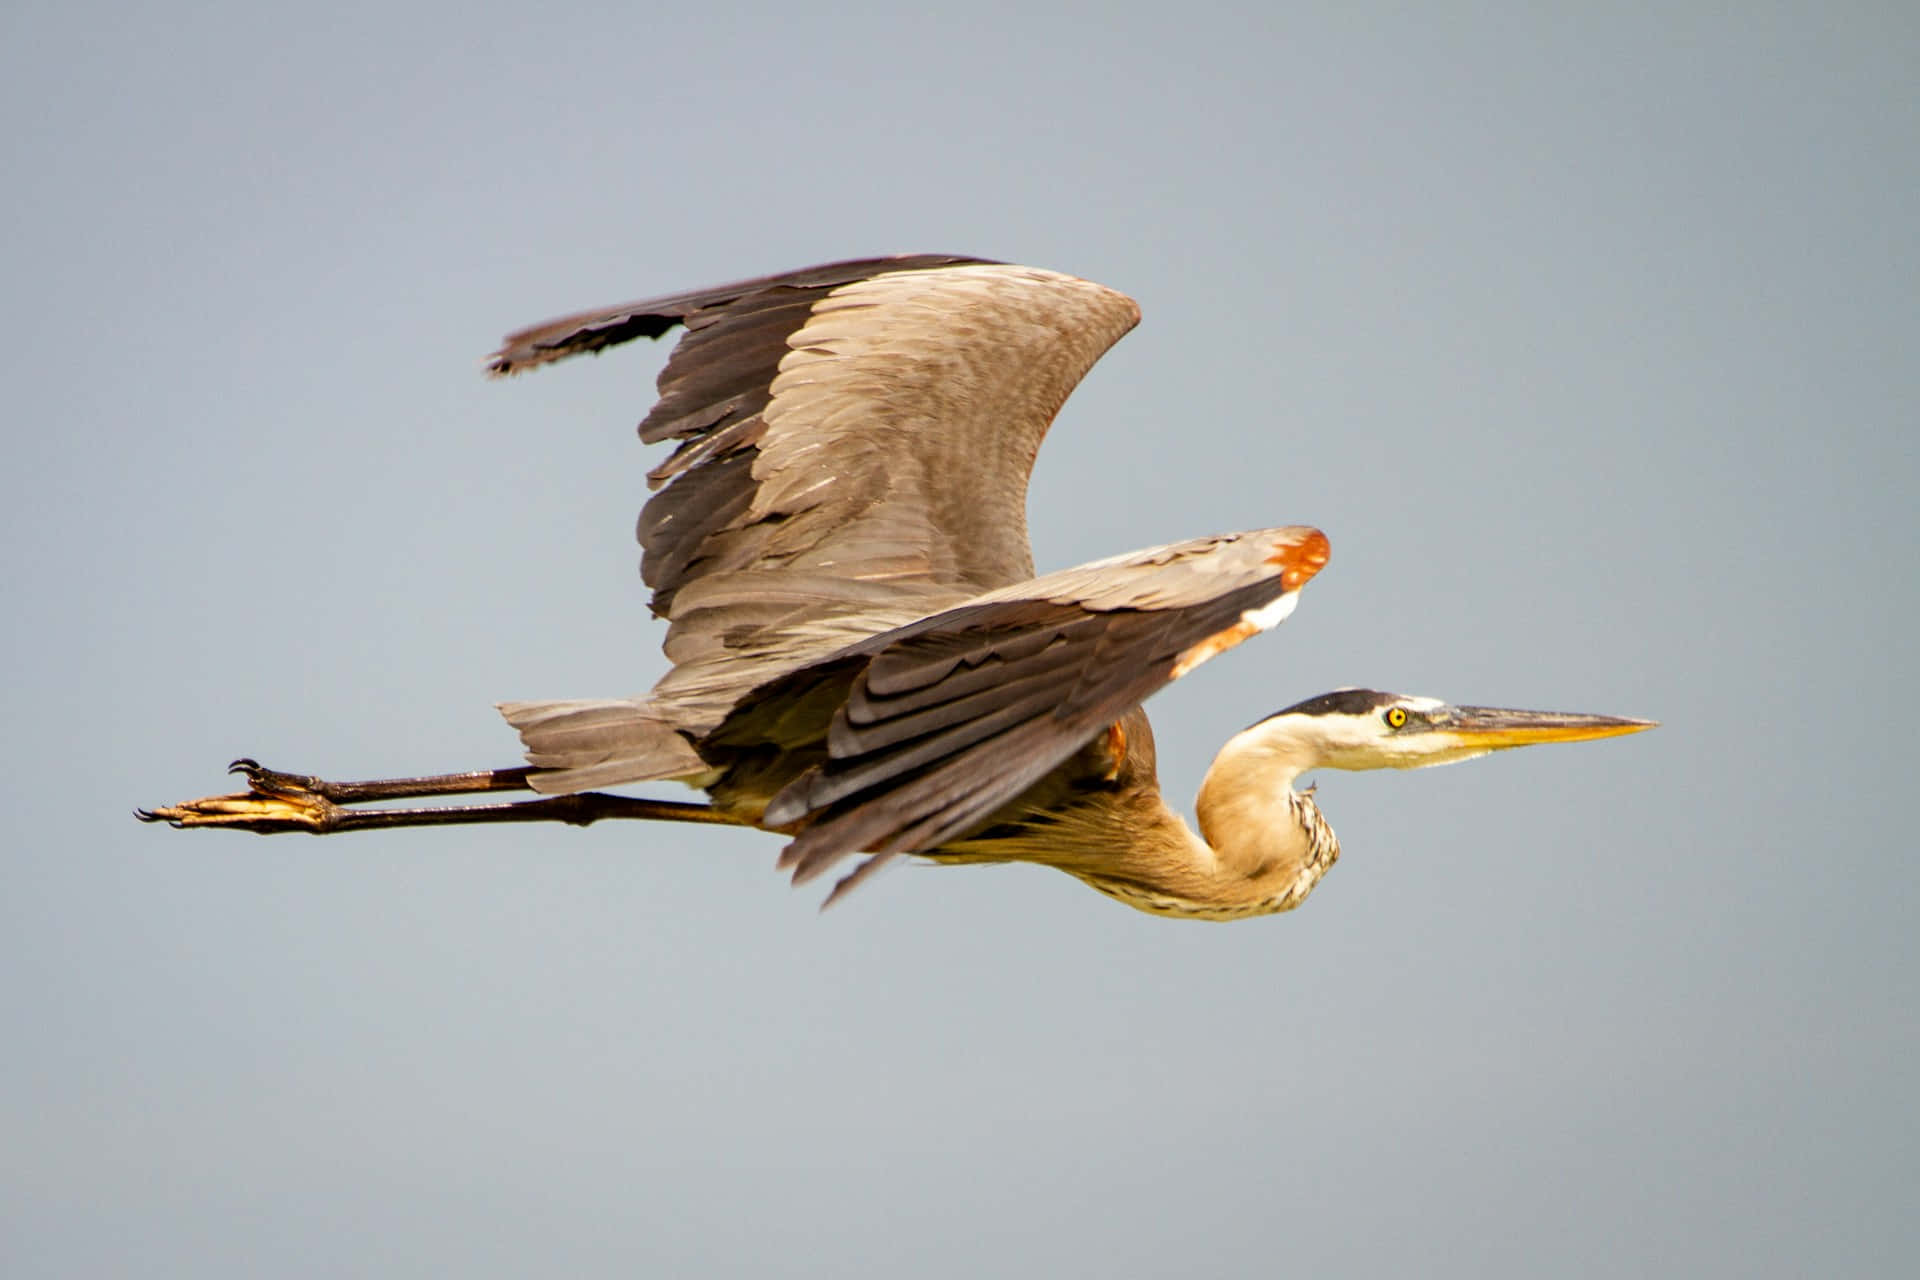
[136,759,343,833]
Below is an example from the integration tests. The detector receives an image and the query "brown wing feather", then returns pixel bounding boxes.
[489,258,1144,745]
[740,527,1331,897]
[485,255,986,377]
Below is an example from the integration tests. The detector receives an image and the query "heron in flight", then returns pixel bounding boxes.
[142,255,1653,918]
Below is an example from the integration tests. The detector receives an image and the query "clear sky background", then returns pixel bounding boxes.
[4,3,1914,1276]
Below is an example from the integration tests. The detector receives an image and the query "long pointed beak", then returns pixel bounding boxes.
[1434,705,1658,750]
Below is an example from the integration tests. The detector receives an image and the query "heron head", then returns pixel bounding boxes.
[1250,688,1656,774]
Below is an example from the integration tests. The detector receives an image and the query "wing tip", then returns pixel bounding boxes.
[482,338,577,378]
[482,254,999,381]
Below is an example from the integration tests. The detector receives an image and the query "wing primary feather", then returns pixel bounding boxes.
[843,633,1083,725]
[487,254,992,376]
[797,687,1064,814]
[767,553,1324,883]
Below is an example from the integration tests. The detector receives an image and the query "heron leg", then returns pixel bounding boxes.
[136,758,744,835]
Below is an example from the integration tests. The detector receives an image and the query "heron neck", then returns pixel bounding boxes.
[952,730,1342,920]
[1188,737,1341,913]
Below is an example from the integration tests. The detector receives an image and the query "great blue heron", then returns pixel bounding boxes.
[141,255,1653,918]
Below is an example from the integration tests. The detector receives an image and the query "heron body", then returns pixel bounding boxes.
[143,255,1654,917]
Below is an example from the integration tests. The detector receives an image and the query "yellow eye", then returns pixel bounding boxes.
[1384,707,1409,729]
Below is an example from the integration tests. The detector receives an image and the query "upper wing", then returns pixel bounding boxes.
[724,526,1332,904]
[488,256,1143,685]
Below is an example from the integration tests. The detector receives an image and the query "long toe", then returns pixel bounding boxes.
[135,787,340,833]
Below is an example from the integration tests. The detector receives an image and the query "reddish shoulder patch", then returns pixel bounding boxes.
[1268,528,1331,592]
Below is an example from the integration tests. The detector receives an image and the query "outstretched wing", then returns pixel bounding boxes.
[489,257,1143,684]
[727,526,1332,903]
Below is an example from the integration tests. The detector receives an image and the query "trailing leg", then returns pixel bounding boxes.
[137,758,745,836]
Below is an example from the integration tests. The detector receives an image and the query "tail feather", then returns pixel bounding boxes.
[497,699,708,794]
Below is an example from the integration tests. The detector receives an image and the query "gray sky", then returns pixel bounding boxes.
[5,3,1915,1276]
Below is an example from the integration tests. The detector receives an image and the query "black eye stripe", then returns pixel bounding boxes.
[1247,688,1412,735]
[1272,688,1397,718]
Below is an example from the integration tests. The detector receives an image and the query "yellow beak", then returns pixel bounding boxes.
[1434,706,1659,750]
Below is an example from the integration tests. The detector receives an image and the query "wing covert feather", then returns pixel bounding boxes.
[749,527,1331,896]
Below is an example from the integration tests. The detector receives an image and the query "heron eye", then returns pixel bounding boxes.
[1384,707,1409,729]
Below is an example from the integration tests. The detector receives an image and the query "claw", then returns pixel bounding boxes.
[224,759,329,797]
[135,782,342,834]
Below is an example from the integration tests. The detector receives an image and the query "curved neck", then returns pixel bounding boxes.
[1061,733,1341,921]
[1191,734,1340,913]
[950,720,1344,921]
